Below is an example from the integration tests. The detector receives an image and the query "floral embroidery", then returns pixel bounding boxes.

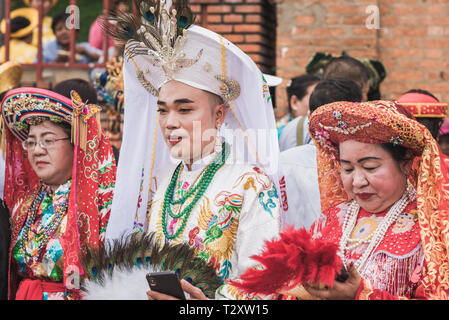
[77,213,91,244]
[243,177,257,193]
[81,137,101,185]
[193,196,240,278]
[314,128,337,153]
[390,136,404,146]
[333,110,342,120]
[188,226,205,251]
[258,186,279,216]
[233,167,272,191]
[392,212,415,234]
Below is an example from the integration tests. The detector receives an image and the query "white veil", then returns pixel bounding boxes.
[105,25,285,241]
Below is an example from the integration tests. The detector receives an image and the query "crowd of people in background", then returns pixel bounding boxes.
[0,0,129,64]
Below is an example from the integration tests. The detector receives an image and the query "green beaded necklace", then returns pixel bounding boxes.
[161,142,230,240]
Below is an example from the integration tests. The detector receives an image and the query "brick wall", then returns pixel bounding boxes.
[190,0,277,74]
[274,0,449,119]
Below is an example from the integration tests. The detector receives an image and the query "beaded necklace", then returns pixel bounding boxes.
[19,185,70,268]
[173,161,210,201]
[161,142,229,240]
[339,184,416,274]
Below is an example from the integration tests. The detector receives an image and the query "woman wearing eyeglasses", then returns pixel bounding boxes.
[1,87,116,300]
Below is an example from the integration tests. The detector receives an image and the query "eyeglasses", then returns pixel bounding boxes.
[22,137,70,151]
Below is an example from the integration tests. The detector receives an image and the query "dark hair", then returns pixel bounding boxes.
[379,143,412,163]
[416,117,443,140]
[53,79,98,104]
[51,12,70,33]
[323,56,370,90]
[286,74,320,112]
[55,121,72,139]
[405,89,440,102]
[309,78,363,113]
[11,16,31,36]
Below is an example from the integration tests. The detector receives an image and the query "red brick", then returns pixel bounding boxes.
[394,27,427,36]
[207,24,233,33]
[343,16,367,25]
[234,5,262,14]
[238,44,263,53]
[398,60,417,69]
[423,39,449,48]
[389,71,425,81]
[244,15,261,24]
[277,37,293,46]
[352,26,377,36]
[206,14,222,24]
[233,24,263,33]
[386,48,424,59]
[327,4,359,15]
[207,6,232,13]
[326,16,341,25]
[223,14,244,23]
[245,34,264,43]
[310,27,346,37]
[189,4,201,12]
[381,16,399,27]
[342,38,376,48]
[425,49,444,59]
[223,34,245,43]
[295,15,315,25]
[396,5,433,16]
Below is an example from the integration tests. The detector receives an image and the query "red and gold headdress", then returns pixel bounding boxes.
[309,100,449,299]
[396,92,448,118]
[0,87,116,298]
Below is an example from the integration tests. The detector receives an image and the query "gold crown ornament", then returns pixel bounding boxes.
[104,0,241,102]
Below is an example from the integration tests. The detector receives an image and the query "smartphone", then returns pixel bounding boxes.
[146,271,186,300]
[335,266,349,283]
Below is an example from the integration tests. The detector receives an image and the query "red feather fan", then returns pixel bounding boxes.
[229,227,342,295]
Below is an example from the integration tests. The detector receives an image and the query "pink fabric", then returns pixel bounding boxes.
[3,87,73,106]
[88,17,115,51]
[440,119,449,136]
[15,279,66,300]
[397,92,439,104]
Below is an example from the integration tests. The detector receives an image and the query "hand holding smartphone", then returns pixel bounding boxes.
[146,271,186,300]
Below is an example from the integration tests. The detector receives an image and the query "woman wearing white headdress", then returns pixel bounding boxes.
[103,0,285,300]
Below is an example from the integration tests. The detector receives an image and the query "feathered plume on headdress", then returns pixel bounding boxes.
[102,0,200,95]
[229,227,343,297]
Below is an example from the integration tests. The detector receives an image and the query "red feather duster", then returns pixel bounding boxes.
[229,227,342,295]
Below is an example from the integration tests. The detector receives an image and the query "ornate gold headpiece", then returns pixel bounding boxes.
[105,0,241,102]
[105,0,201,95]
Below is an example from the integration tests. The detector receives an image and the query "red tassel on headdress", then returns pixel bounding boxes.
[229,227,342,295]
